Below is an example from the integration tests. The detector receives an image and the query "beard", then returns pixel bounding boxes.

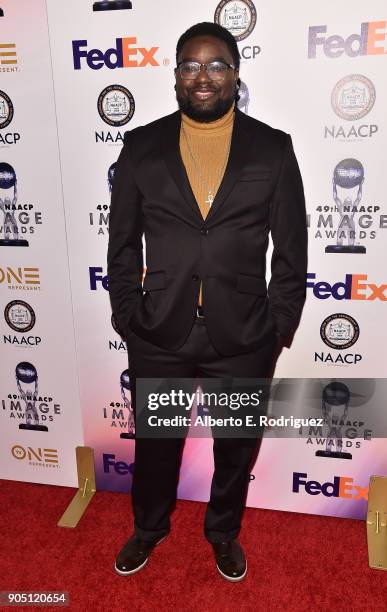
[176,90,236,123]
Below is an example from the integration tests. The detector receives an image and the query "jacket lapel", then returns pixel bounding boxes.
[161,111,203,224]
[205,107,254,224]
[160,107,254,225]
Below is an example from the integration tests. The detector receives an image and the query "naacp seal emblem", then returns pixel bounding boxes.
[331,74,376,121]
[214,0,257,42]
[0,90,14,129]
[97,84,135,127]
[320,314,359,350]
[5,300,36,333]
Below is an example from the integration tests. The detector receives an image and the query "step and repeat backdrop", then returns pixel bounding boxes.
[1,0,386,521]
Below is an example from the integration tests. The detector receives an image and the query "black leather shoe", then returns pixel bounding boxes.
[211,540,247,582]
[114,534,167,576]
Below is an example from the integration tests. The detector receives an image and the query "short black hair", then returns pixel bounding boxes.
[176,22,240,70]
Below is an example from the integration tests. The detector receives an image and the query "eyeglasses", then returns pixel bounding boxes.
[176,61,235,81]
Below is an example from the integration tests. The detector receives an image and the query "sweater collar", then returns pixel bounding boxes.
[181,103,235,133]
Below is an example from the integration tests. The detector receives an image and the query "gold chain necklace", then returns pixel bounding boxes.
[181,123,232,207]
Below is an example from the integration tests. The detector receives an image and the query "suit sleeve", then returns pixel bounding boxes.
[107,132,144,338]
[268,134,308,337]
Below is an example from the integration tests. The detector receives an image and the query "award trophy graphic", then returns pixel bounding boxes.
[325,158,365,254]
[119,369,135,439]
[237,80,250,115]
[0,162,28,246]
[93,0,132,10]
[107,162,116,194]
[315,381,352,459]
[16,361,48,432]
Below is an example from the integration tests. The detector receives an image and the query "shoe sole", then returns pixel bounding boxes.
[216,559,247,582]
[114,535,168,577]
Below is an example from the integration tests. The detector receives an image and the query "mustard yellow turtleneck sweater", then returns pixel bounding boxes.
[179,104,235,306]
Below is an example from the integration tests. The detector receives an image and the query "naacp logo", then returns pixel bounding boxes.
[214,0,257,42]
[331,75,375,121]
[0,90,14,129]
[320,314,359,350]
[4,300,35,333]
[97,84,135,127]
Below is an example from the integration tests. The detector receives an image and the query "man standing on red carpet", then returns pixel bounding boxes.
[107,22,307,581]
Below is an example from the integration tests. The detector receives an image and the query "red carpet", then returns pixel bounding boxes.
[0,479,386,611]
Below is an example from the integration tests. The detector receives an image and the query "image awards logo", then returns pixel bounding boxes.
[237,80,250,114]
[0,163,29,246]
[119,369,135,439]
[15,362,48,432]
[93,0,132,10]
[89,162,116,237]
[326,159,366,254]
[107,162,116,194]
[315,382,361,460]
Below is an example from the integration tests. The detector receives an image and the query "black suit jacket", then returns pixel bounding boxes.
[107,107,307,357]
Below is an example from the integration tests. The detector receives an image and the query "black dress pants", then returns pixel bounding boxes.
[127,316,277,544]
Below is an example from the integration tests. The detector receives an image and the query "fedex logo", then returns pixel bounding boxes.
[293,472,368,500]
[72,37,159,70]
[308,21,387,58]
[89,266,108,290]
[307,273,387,301]
[103,453,134,475]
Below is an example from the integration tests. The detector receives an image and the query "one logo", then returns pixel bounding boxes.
[0,43,17,67]
[0,266,40,289]
[214,0,257,42]
[0,90,14,129]
[72,37,159,70]
[97,84,135,126]
[4,300,36,333]
[11,444,59,466]
[308,22,387,59]
[320,314,359,350]
[331,75,376,121]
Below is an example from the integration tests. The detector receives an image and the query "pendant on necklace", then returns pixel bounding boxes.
[206,191,214,207]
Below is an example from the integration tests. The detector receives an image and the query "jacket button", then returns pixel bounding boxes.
[200,228,208,235]
[192,274,199,281]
